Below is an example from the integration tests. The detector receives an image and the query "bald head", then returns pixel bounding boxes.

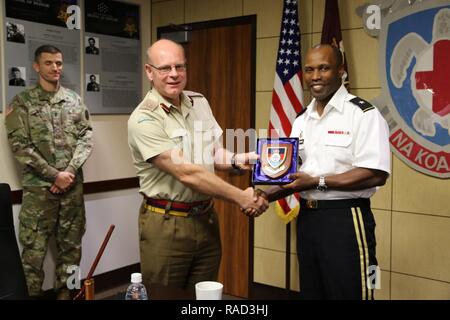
[145,39,187,106]
[308,44,343,68]
[147,39,185,65]
[303,44,346,107]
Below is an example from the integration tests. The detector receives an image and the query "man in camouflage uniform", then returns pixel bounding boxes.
[5,45,93,300]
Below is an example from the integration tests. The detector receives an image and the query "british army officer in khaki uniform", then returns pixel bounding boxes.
[128,39,268,298]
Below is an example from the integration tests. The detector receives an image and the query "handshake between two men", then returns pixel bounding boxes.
[145,147,273,218]
[239,186,269,218]
[231,151,310,218]
[227,151,269,218]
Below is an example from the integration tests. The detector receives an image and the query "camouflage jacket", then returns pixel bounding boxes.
[5,84,93,187]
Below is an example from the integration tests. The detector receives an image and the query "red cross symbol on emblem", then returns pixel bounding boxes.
[415,39,450,117]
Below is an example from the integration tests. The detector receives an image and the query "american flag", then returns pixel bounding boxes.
[269,0,304,224]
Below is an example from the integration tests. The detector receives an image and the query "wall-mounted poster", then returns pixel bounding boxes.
[3,0,81,105]
[360,1,450,178]
[85,0,141,114]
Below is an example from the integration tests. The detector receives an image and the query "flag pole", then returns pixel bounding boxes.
[268,0,304,297]
[285,223,291,296]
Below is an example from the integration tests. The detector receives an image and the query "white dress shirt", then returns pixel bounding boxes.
[290,85,391,200]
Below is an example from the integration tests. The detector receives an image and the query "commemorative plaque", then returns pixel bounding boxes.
[252,138,299,185]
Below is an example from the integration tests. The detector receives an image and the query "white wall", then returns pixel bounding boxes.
[12,189,141,290]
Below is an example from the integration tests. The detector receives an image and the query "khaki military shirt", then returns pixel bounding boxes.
[5,84,93,187]
[128,89,223,202]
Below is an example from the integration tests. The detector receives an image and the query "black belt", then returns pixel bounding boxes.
[145,197,211,213]
[300,198,370,210]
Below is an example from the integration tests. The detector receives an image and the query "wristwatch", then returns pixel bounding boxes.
[231,153,242,171]
[316,176,327,192]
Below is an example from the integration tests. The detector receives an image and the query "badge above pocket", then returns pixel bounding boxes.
[325,132,352,147]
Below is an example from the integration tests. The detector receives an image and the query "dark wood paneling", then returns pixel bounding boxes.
[83,177,139,194]
[11,190,22,205]
[250,282,301,300]
[185,23,253,298]
[10,177,139,204]
[92,263,140,295]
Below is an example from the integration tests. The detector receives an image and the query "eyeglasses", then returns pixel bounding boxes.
[148,63,187,74]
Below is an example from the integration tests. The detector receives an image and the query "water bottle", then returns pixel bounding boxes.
[125,273,148,300]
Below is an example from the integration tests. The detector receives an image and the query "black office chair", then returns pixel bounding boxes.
[0,183,28,299]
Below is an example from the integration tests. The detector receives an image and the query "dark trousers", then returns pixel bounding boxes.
[297,198,378,300]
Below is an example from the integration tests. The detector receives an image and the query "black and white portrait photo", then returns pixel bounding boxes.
[6,22,25,43]
[86,74,100,92]
[9,67,26,87]
[85,37,100,55]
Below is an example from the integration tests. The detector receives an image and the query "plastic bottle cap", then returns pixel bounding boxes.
[131,273,142,283]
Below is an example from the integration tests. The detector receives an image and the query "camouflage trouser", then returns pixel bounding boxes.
[19,182,86,296]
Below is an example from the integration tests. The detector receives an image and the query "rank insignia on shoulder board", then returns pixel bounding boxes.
[350,97,375,112]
